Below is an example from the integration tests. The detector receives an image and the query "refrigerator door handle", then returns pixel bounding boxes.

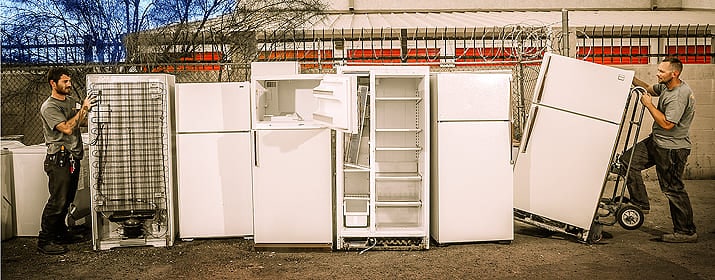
[252,130,259,167]
[532,54,552,104]
[520,105,539,153]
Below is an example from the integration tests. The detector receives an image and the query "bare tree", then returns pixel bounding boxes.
[0,0,327,64]
[127,0,327,64]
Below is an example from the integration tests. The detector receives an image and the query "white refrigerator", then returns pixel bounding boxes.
[430,72,514,244]
[513,53,634,239]
[175,82,254,239]
[250,68,358,248]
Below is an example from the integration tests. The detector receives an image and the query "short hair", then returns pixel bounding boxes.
[662,57,683,73]
[47,67,71,86]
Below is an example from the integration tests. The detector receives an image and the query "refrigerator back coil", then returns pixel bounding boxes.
[87,79,174,250]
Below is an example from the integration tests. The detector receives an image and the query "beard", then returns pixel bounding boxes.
[658,76,672,85]
[56,86,71,96]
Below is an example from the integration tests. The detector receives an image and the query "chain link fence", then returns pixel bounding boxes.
[1,61,537,145]
[3,24,712,146]
[1,63,250,145]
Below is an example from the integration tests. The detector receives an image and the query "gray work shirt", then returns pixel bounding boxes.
[40,95,85,159]
[652,81,696,149]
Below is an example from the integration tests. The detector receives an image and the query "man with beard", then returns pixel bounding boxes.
[38,67,95,254]
[616,57,697,243]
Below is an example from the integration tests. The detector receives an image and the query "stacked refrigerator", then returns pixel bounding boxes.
[175,82,253,239]
[430,72,514,244]
[513,53,634,242]
[87,74,178,250]
[250,63,358,249]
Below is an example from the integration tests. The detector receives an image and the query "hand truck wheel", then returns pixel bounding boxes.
[616,205,644,230]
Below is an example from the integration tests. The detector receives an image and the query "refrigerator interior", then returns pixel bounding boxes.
[335,66,430,250]
[251,74,358,133]
[87,74,177,250]
[252,75,322,128]
[175,82,253,239]
[429,72,514,244]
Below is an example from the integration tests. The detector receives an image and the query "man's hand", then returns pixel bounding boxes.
[83,95,97,112]
[640,91,653,108]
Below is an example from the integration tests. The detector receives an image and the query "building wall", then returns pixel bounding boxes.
[620,64,714,179]
[326,0,713,12]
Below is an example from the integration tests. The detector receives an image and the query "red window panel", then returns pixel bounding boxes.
[667,46,712,64]
[577,46,649,64]
[455,48,529,66]
[258,50,334,69]
[347,48,441,64]
[178,52,223,62]
[347,49,402,64]
[404,48,441,64]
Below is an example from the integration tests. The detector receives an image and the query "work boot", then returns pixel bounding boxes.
[661,232,698,243]
[38,242,68,255]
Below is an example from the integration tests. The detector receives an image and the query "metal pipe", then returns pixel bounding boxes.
[562,9,569,57]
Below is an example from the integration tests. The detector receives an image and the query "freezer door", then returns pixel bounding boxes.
[432,121,513,242]
[175,82,251,132]
[434,72,511,121]
[312,75,359,134]
[514,105,619,229]
[532,53,633,123]
[177,133,253,238]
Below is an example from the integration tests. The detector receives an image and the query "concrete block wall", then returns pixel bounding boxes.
[620,64,714,180]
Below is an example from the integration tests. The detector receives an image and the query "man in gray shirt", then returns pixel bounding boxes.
[38,67,95,254]
[618,57,697,243]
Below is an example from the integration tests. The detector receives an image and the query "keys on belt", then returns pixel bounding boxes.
[69,157,76,174]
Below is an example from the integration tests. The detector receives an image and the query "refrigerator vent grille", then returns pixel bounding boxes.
[88,82,170,212]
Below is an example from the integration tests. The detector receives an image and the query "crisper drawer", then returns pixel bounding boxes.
[375,204,422,228]
[344,198,369,228]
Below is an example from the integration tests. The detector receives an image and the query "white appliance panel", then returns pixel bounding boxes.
[11,145,49,236]
[177,133,253,238]
[435,72,511,121]
[252,129,332,244]
[312,75,359,133]
[514,105,619,229]
[175,82,250,132]
[432,122,513,242]
[534,53,634,123]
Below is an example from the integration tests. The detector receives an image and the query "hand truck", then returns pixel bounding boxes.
[588,86,648,243]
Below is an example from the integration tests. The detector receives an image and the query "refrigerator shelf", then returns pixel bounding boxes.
[375,201,422,207]
[375,147,422,151]
[344,163,370,171]
[375,128,422,132]
[375,173,422,181]
[344,194,370,199]
[375,97,422,102]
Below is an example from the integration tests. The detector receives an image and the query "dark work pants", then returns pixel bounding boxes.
[38,154,79,245]
[618,136,696,235]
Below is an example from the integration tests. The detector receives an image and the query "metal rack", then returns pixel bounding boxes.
[87,74,177,250]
